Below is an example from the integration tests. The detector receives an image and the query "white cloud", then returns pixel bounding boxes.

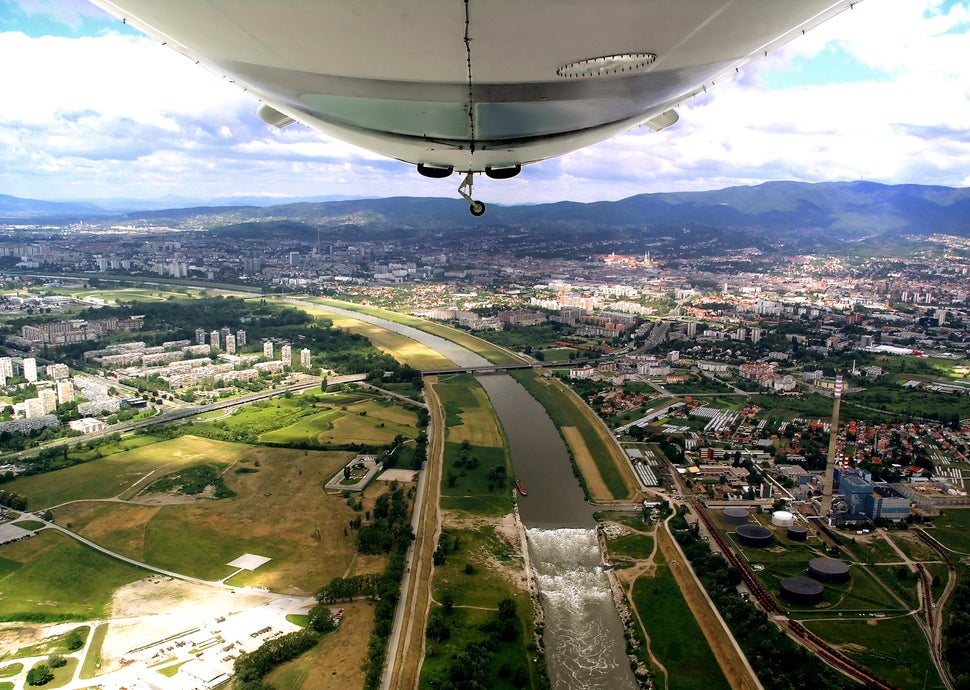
[0,0,967,203]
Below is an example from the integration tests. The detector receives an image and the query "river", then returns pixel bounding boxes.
[301,302,637,689]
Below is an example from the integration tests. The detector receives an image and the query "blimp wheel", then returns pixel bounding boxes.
[469,200,486,216]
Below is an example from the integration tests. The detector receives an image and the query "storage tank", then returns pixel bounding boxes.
[780,577,824,605]
[723,507,750,525]
[735,524,773,548]
[771,510,794,527]
[787,525,808,541]
[808,557,851,583]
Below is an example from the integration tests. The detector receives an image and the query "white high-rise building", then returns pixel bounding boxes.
[24,398,45,418]
[195,328,206,345]
[263,340,274,359]
[280,344,292,367]
[236,329,247,346]
[56,380,75,405]
[38,388,57,414]
[46,363,70,379]
[23,357,37,383]
[210,330,220,349]
[225,334,236,354]
[300,348,311,368]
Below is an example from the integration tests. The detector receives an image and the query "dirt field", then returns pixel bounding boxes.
[561,426,611,501]
[100,578,279,673]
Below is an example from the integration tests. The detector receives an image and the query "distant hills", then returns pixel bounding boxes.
[3,182,969,251]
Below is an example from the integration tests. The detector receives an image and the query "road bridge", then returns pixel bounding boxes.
[420,360,582,376]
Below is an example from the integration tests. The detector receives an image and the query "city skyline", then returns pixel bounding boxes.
[1,0,968,205]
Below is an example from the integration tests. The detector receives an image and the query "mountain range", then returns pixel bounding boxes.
[3,182,969,248]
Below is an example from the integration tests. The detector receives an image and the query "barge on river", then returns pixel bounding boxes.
[515,478,528,496]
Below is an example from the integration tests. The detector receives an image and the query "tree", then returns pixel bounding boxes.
[441,591,455,615]
[65,628,85,651]
[47,653,66,668]
[26,664,54,686]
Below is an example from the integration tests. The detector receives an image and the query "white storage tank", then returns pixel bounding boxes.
[771,510,795,527]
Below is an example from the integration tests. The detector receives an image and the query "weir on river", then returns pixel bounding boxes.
[299,302,637,689]
[478,374,636,690]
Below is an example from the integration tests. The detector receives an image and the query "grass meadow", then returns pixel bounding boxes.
[39,438,375,592]
[632,557,730,690]
[7,435,232,508]
[433,376,512,517]
[0,531,145,621]
[420,526,536,688]
[803,616,944,689]
[263,398,420,446]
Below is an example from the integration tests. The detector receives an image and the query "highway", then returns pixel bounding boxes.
[1,377,325,463]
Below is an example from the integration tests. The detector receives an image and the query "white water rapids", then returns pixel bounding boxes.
[527,527,637,690]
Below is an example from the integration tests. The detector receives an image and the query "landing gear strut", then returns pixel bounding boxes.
[458,172,486,216]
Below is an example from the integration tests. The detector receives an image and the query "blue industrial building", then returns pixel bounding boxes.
[835,471,910,522]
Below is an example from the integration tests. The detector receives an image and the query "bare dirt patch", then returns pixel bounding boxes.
[561,426,611,501]
[100,578,275,673]
[378,469,419,483]
[0,625,41,653]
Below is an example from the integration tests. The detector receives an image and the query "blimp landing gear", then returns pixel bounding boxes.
[458,172,486,216]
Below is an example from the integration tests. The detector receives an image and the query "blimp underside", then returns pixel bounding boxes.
[93,0,857,208]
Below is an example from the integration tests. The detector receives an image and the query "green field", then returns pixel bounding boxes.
[49,439,366,592]
[0,664,22,678]
[433,376,512,517]
[79,623,108,679]
[923,508,970,554]
[0,531,145,621]
[421,526,537,688]
[32,656,79,689]
[607,533,654,562]
[632,563,729,690]
[261,398,419,446]
[431,527,524,610]
[803,616,943,689]
[191,388,421,449]
[6,435,233,508]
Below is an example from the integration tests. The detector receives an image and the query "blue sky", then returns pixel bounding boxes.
[1,0,968,205]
